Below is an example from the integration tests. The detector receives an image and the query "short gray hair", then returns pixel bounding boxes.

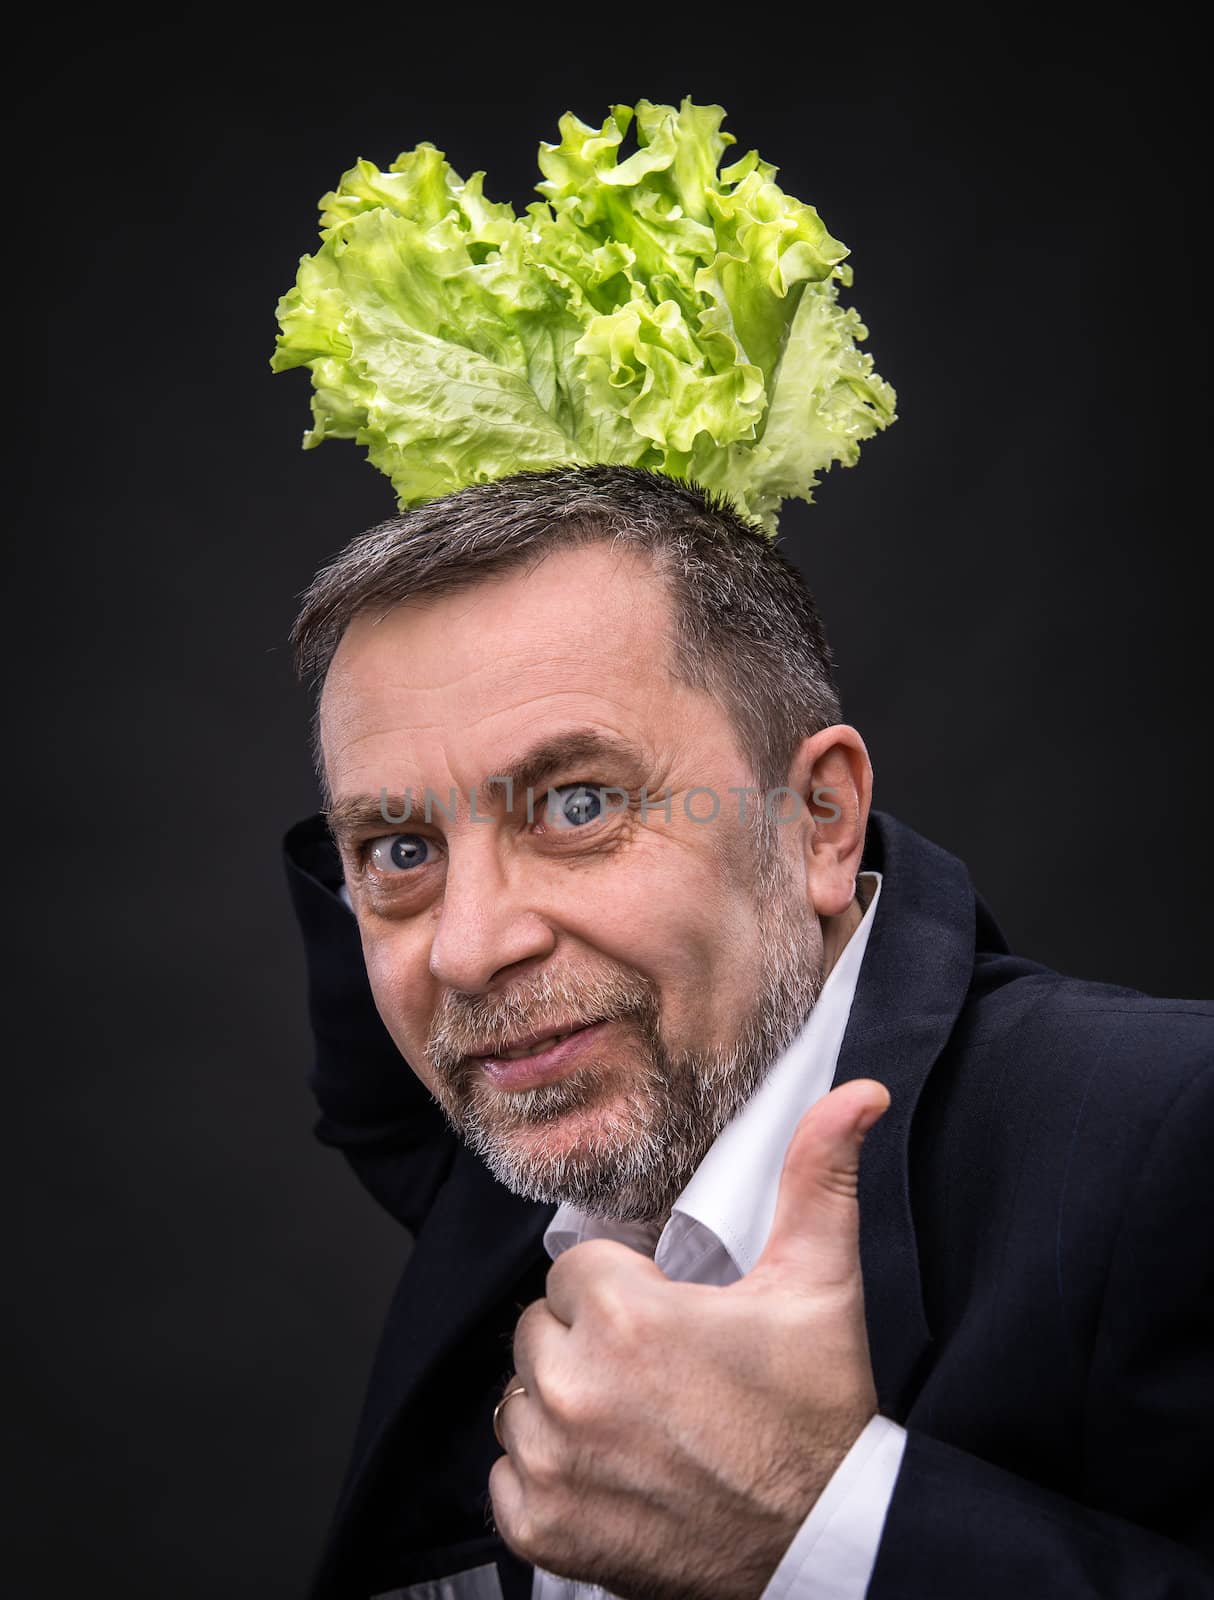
[292,465,842,820]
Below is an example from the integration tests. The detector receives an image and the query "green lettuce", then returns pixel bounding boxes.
[271,99,896,535]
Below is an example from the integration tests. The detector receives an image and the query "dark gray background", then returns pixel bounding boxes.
[10,9,1208,1595]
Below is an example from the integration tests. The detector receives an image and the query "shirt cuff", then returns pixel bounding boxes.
[760,1415,906,1600]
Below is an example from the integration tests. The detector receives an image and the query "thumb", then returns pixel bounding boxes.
[751,1078,890,1290]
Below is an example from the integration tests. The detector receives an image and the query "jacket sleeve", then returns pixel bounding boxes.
[868,1060,1214,1600]
[283,812,457,1236]
[868,1431,1214,1599]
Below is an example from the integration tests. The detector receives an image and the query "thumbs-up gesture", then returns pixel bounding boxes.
[489,1078,891,1600]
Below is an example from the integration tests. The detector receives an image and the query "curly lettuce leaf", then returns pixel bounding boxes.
[271,100,896,534]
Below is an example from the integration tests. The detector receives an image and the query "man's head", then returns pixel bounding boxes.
[296,466,873,1221]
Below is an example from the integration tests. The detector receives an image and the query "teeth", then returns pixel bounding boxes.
[500,1032,565,1061]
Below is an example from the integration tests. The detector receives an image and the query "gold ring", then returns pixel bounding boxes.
[493,1382,527,1448]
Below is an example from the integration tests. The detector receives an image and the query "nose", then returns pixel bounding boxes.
[427,839,557,993]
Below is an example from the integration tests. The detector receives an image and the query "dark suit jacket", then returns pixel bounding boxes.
[283,807,1214,1600]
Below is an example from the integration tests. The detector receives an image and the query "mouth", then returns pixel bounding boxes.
[470,1019,611,1090]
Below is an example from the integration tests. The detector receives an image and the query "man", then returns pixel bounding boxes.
[282,464,1214,1599]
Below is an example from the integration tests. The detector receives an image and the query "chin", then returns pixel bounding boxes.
[480,1093,639,1168]
[460,1087,691,1222]
[477,1146,672,1221]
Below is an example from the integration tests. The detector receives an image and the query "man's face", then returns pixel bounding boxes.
[320,542,831,1221]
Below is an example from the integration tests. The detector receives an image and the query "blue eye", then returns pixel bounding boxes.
[368,834,434,873]
[546,783,604,829]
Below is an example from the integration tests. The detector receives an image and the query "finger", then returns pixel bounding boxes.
[545,1235,665,1326]
[512,1297,566,1391]
[749,1078,890,1291]
[493,1373,533,1454]
[489,1451,527,1554]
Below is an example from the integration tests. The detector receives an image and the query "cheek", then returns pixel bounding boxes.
[359,931,435,1062]
[574,862,767,1042]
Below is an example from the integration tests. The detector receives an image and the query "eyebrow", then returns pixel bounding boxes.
[325,727,652,847]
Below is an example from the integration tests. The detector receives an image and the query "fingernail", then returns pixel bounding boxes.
[855,1102,887,1136]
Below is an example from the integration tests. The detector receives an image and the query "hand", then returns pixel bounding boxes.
[488,1078,891,1600]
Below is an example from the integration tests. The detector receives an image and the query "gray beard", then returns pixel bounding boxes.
[423,839,826,1223]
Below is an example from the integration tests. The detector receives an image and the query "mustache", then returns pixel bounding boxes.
[425,964,660,1083]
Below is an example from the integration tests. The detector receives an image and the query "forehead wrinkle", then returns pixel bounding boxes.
[328,657,720,806]
[332,633,668,716]
[332,679,649,748]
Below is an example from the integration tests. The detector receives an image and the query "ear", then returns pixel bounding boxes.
[783,726,873,917]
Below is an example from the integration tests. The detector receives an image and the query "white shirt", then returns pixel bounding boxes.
[533,871,906,1600]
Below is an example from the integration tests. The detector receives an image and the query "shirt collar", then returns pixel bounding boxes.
[544,872,883,1274]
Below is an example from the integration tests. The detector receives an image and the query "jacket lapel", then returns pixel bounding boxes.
[314,1154,554,1593]
[835,808,1000,1419]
